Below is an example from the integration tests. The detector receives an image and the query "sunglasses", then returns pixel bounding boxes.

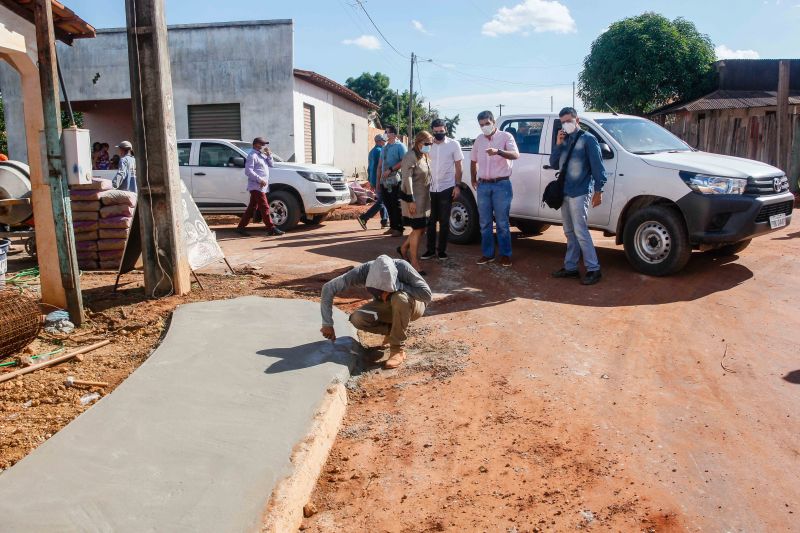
[423,142,433,146]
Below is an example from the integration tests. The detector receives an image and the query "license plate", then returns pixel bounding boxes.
[769,213,787,229]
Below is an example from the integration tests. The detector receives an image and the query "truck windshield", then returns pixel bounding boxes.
[595,118,691,155]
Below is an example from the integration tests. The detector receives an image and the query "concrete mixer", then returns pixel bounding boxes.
[0,161,36,256]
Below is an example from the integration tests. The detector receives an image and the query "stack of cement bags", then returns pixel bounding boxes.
[70,178,137,270]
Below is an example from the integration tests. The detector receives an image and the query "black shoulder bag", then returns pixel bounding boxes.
[542,131,583,210]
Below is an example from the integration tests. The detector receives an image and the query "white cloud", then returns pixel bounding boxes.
[412,20,430,35]
[482,0,576,37]
[715,44,760,60]
[342,35,381,51]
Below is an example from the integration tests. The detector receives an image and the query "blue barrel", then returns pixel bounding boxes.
[0,238,10,286]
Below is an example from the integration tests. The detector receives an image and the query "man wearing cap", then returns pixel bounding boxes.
[357,133,389,230]
[319,254,432,369]
[237,136,284,237]
[112,141,137,193]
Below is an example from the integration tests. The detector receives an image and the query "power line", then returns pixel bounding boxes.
[352,0,408,59]
[429,61,573,88]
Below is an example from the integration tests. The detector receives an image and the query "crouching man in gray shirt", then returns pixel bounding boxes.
[320,254,432,369]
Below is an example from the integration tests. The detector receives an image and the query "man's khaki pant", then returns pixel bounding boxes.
[349,292,426,347]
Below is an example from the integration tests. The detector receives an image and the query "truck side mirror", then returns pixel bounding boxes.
[600,143,614,160]
[230,156,246,168]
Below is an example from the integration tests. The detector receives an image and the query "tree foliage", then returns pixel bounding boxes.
[346,71,442,136]
[578,12,716,115]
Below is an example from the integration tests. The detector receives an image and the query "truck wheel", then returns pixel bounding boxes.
[515,220,551,236]
[709,239,752,256]
[301,213,329,226]
[623,205,691,276]
[269,191,301,231]
[449,192,479,244]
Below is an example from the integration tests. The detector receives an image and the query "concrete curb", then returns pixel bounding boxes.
[261,381,349,532]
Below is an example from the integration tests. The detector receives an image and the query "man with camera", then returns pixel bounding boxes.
[236,136,284,237]
[379,125,408,237]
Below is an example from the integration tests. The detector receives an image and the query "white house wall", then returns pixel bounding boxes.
[293,78,370,178]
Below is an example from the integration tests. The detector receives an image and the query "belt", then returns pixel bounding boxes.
[478,177,510,183]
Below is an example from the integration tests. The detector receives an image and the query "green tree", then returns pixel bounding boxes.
[578,12,715,115]
[459,137,474,147]
[444,114,460,138]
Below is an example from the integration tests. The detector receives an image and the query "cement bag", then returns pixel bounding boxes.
[99,260,122,270]
[99,216,133,229]
[72,201,101,212]
[72,220,99,233]
[74,231,98,242]
[100,204,134,218]
[76,241,98,252]
[100,190,137,207]
[98,249,124,261]
[98,228,129,239]
[78,260,99,270]
[70,189,102,201]
[97,239,126,251]
[72,178,112,191]
[72,211,99,221]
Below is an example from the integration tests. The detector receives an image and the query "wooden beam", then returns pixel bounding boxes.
[777,60,791,171]
[33,0,84,325]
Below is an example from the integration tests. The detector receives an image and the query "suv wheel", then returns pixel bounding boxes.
[269,191,301,231]
[449,192,479,244]
[623,205,691,276]
[709,239,752,256]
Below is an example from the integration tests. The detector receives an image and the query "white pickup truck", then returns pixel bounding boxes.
[177,139,350,231]
[453,112,794,275]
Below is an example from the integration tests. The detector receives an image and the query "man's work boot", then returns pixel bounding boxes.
[581,270,602,285]
[384,348,406,369]
[268,227,285,236]
[552,268,579,278]
[236,228,250,237]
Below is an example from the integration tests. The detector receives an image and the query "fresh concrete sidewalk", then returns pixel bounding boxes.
[0,296,358,532]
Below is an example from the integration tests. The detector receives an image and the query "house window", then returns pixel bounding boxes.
[351,123,356,144]
[188,103,242,140]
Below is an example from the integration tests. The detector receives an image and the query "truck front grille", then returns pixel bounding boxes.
[745,175,789,196]
[755,201,793,223]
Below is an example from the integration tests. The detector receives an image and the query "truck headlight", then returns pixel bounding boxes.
[298,171,329,183]
[683,174,746,195]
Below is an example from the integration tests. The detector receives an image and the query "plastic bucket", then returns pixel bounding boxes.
[0,238,10,286]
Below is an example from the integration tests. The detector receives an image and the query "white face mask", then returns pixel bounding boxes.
[480,124,495,136]
[562,121,578,135]
[421,145,431,154]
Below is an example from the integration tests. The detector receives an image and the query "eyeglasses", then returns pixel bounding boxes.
[423,142,433,146]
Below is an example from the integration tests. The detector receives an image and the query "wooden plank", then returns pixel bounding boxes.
[0,341,110,384]
[777,60,791,171]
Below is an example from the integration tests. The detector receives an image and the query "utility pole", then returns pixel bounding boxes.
[497,104,504,116]
[408,52,415,141]
[125,0,191,297]
[396,89,400,130]
[572,81,575,109]
[550,96,554,113]
[33,0,84,325]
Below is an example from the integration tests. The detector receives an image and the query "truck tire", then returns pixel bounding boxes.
[709,239,752,256]
[514,220,551,236]
[449,192,479,244]
[623,205,691,276]
[269,191,301,231]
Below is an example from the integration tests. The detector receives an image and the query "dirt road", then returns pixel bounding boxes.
[211,220,800,532]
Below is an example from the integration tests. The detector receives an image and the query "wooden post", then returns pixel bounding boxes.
[789,116,800,192]
[777,60,790,171]
[124,0,190,297]
[33,0,83,325]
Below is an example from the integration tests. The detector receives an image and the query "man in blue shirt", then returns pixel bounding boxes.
[236,136,284,237]
[358,133,389,230]
[378,125,408,237]
[112,141,137,193]
[548,107,607,285]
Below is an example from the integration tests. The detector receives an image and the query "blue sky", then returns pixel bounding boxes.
[66,0,800,137]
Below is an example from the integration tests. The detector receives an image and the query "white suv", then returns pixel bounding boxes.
[454,113,794,275]
[176,139,351,231]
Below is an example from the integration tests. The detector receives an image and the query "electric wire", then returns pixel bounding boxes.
[352,0,408,59]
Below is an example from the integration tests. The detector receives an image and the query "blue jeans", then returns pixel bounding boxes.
[477,179,513,258]
[561,194,600,272]
[360,184,388,224]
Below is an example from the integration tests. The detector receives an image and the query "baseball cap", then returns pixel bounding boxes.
[374,133,387,142]
[252,137,269,145]
[116,141,133,149]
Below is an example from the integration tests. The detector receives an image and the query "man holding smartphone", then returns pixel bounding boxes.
[549,107,606,285]
[237,136,284,237]
[470,110,519,267]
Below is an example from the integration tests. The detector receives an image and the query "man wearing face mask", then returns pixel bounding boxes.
[421,118,464,261]
[236,136,284,237]
[470,110,519,267]
[548,107,606,285]
[379,125,408,237]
